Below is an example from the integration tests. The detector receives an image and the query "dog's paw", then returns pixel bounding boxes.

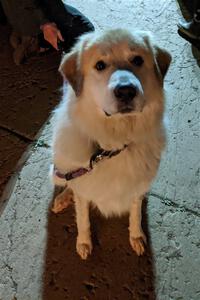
[51,188,73,213]
[76,240,93,260]
[129,234,147,256]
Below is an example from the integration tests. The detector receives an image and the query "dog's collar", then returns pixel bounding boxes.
[54,145,127,181]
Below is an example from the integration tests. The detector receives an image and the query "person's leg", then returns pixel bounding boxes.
[193,0,200,12]
[41,1,94,52]
[179,0,198,16]
[0,2,7,25]
[178,0,200,49]
[193,0,200,23]
[58,4,94,52]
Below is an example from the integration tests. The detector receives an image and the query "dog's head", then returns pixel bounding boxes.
[59,29,171,116]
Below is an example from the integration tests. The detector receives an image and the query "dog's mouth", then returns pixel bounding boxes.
[104,111,111,117]
[104,106,134,116]
[118,106,133,114]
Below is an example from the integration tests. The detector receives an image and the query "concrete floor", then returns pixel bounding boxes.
[0,0,200,299]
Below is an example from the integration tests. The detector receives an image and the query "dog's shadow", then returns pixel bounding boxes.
[42,189,156,300]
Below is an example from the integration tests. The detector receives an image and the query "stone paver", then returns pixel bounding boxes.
[0,1,199,299]
[148,196,200,299]
[0,129,28,199]
[0,145,53,300]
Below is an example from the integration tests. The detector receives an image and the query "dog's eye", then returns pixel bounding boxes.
[95,60,107,71]
[131,56,144,67]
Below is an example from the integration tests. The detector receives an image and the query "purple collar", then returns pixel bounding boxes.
[54,145,127,181]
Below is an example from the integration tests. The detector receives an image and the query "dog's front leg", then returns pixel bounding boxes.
[75,196,92,260]
[51,186,73,213]
[129,196,146,256]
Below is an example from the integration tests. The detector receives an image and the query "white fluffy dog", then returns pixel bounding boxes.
[50,29,171,259]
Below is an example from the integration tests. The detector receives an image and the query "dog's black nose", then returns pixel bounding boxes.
[114,83,137,103]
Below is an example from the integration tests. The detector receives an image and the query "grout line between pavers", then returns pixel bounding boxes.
[0,124,35,143]
[4,264,18,297]
[149,192,200,217]
[0,118,51,214]
[3,195,19,297]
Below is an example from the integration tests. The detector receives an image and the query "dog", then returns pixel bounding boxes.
[50,28,171,260]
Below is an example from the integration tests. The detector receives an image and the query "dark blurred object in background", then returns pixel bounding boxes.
[0,1,7,25]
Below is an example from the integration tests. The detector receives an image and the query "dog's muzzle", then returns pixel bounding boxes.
[109,70,142,113]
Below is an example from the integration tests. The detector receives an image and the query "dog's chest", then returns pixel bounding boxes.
[69,145,159,216]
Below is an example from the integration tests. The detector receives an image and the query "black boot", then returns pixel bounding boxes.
[178,9,200,49]
[178,19,200,39]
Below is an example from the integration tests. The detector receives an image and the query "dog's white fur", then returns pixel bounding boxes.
[50,29,171,259]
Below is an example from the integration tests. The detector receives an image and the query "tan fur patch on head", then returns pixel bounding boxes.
[154,45,172,79]
[141,32,172,80]
[58,35,92,96]
[59,51,82,95]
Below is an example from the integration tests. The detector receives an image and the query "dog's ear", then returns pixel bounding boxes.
[154,46,171,79]
[142,31,171,80]
[59,49,83,96]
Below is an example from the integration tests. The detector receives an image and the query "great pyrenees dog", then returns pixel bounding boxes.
[50,28,171,260]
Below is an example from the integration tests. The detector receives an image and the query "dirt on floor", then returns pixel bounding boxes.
[0,24,62,206]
